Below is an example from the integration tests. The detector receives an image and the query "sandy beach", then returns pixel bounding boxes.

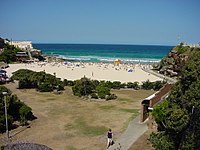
[5,62,162,83]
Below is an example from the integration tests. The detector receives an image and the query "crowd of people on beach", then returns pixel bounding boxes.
[23,60,153,73]
[4,58,161,84]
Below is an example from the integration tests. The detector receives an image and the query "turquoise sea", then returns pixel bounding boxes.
[33,44,173,64]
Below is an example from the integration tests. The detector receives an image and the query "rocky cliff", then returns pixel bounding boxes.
[153,44,200,78]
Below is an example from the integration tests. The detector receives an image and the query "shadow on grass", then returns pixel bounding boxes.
[65,118,108,137]
[119,108,138,113]
[98,105,116,110]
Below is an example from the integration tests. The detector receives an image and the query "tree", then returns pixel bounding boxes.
[72,77,95,97]
[150,50,200,150]
[150,132,175,150]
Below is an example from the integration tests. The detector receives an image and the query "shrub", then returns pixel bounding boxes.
[67,80,75,86]
[105,81,113,89]
[0,115,13,133]
[18,79,35,89]
[96,84,111,99]
[0,86,33,132]
[91,80,100,87]
[72,77,94,96]
[63,79,68,86]
[112,81,121,89]
[56,83,64,91]
[120,83,127,88]
[12,69,64,92]
[127,82,134,88]
[133,82,139,89]
[153,81,166,91]
[63,79,75,86]
[141,80,153,90]
[37,83,53,92]
[19,104,33,125]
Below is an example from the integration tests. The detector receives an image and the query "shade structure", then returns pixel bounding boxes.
[114,59,121,65]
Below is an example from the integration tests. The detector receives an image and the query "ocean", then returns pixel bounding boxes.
[33,44,173,64]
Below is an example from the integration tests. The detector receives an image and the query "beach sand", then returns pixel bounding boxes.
[5,62,162,83]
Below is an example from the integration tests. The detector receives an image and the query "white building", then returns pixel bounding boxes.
[5,40,33,50]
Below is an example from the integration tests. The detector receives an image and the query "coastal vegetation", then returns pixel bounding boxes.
[11,69,166,101]
[153,44,200,77]
[0,86,34,132]
[150,50,200,149]
[72,77,165,100]
[0,38,45,64]
[11,69,64,92]
[72,77,117,100]
[0,43,22,63]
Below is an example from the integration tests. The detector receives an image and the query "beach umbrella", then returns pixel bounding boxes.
[114,59,121,65]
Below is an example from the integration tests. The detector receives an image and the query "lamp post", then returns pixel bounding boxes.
[2,92,9,143]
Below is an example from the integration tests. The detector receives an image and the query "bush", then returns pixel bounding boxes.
[63,79,75,86]
[127,82,134,88]
[0,115,13,133]
[12,69,64,92]
[153,81,166,91]
[105,81,113,89]
[133,82,140,89]
[91,80,100,87]
[37,83,53,92]
[19,104,33,125]
[112,81,121,89]
[56,83,64,91]
[96,84,110,99]
[18,79,35,89]
[0,86,33,132]
[0,43,22,63]
[120,83,127,88]
[72,77,95,96]
[141,80,153,90]
[63,79,68,86]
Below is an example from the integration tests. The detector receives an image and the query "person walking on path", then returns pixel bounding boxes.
[107,129,113,149]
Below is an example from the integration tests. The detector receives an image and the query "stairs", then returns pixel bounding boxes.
[27,48,33,60]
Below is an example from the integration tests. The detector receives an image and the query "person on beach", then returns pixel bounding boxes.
[107,129,113,149]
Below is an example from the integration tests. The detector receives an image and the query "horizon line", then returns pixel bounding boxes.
[32,42,175,47]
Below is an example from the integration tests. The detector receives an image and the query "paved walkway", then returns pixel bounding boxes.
[108,116,148,150]
[143,69,177,84]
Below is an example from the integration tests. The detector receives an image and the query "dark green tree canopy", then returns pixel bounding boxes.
[150,50,200,150]
[11,69,64,92]
[0,86,34,133]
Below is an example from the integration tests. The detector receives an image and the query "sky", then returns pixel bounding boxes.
[0,0,200,45]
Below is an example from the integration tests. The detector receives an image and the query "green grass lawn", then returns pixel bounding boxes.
[3,84,155,150]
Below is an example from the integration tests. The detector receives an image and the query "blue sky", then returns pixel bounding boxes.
[1,0,199,45]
